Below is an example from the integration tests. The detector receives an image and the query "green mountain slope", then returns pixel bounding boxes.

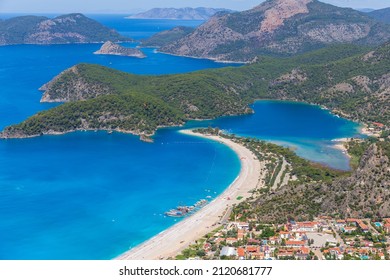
[141,26,195,47]
[0,13,130,46]
[1,43,389,139]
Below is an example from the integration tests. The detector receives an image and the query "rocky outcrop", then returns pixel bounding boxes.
[0,13,130,46]
[126,7,233,20]
[94,41,146,58]
[160,0,390,62]
[39,66,113,102]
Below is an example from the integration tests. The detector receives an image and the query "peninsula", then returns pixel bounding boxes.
[1,42,388,140]
[94,41,146,58]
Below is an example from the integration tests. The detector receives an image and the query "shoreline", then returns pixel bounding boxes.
[331,138,351,158]
[116,129,263,260]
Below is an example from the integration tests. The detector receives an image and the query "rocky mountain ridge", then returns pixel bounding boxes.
[160,0,390,62]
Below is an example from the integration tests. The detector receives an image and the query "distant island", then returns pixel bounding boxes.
[156,0,390,62]
[0,13,131,46]
[94,41,146,58]
[126,7,233,20]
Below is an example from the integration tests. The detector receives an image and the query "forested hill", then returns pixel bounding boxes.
[1,43,389,139]
[141,26,195,48]
[0,13,130,46]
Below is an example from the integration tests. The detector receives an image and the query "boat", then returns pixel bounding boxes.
[165,199,209,217]
[164,209,184,217]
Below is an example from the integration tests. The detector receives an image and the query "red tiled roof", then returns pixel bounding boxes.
[373,122,385,127]
[285,240,306,246]
[237,247,245,257]
[357,221,369,230]
[300,247,310,254]
[246,246,260,253]
[226,237,237,241]
[296,222,317,227]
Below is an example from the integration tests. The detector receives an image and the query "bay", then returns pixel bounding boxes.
[0,15,362,259]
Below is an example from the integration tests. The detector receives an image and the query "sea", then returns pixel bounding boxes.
[0,14,362,259]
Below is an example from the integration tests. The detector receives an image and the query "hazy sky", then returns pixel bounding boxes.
[0,0,389,14]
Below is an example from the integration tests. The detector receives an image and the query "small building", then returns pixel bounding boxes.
[357,221,369,233]
[237,247,245,260]
[293,222,318,232]
[277,249,294,259]
[279,231,290,239]
[336,220,346,227]
[237,222,250,230]
[226,237,238,245]
[342,226,357,234]
[285,240,306,248]
[295,246,310,260]
[237,229,245,240]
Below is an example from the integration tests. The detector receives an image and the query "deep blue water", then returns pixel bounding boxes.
[0,15,362,259]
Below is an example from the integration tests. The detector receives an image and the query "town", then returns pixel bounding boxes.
[176,217,390,260]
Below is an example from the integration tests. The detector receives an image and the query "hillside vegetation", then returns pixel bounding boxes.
[1,43,389,139]
[251,139,390,222]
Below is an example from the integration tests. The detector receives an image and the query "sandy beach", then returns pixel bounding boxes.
[116,129,263,260]
[332,138,350,157]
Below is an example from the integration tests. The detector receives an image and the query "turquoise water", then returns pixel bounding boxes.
[0,15,362,259]
[189,100,362,170]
